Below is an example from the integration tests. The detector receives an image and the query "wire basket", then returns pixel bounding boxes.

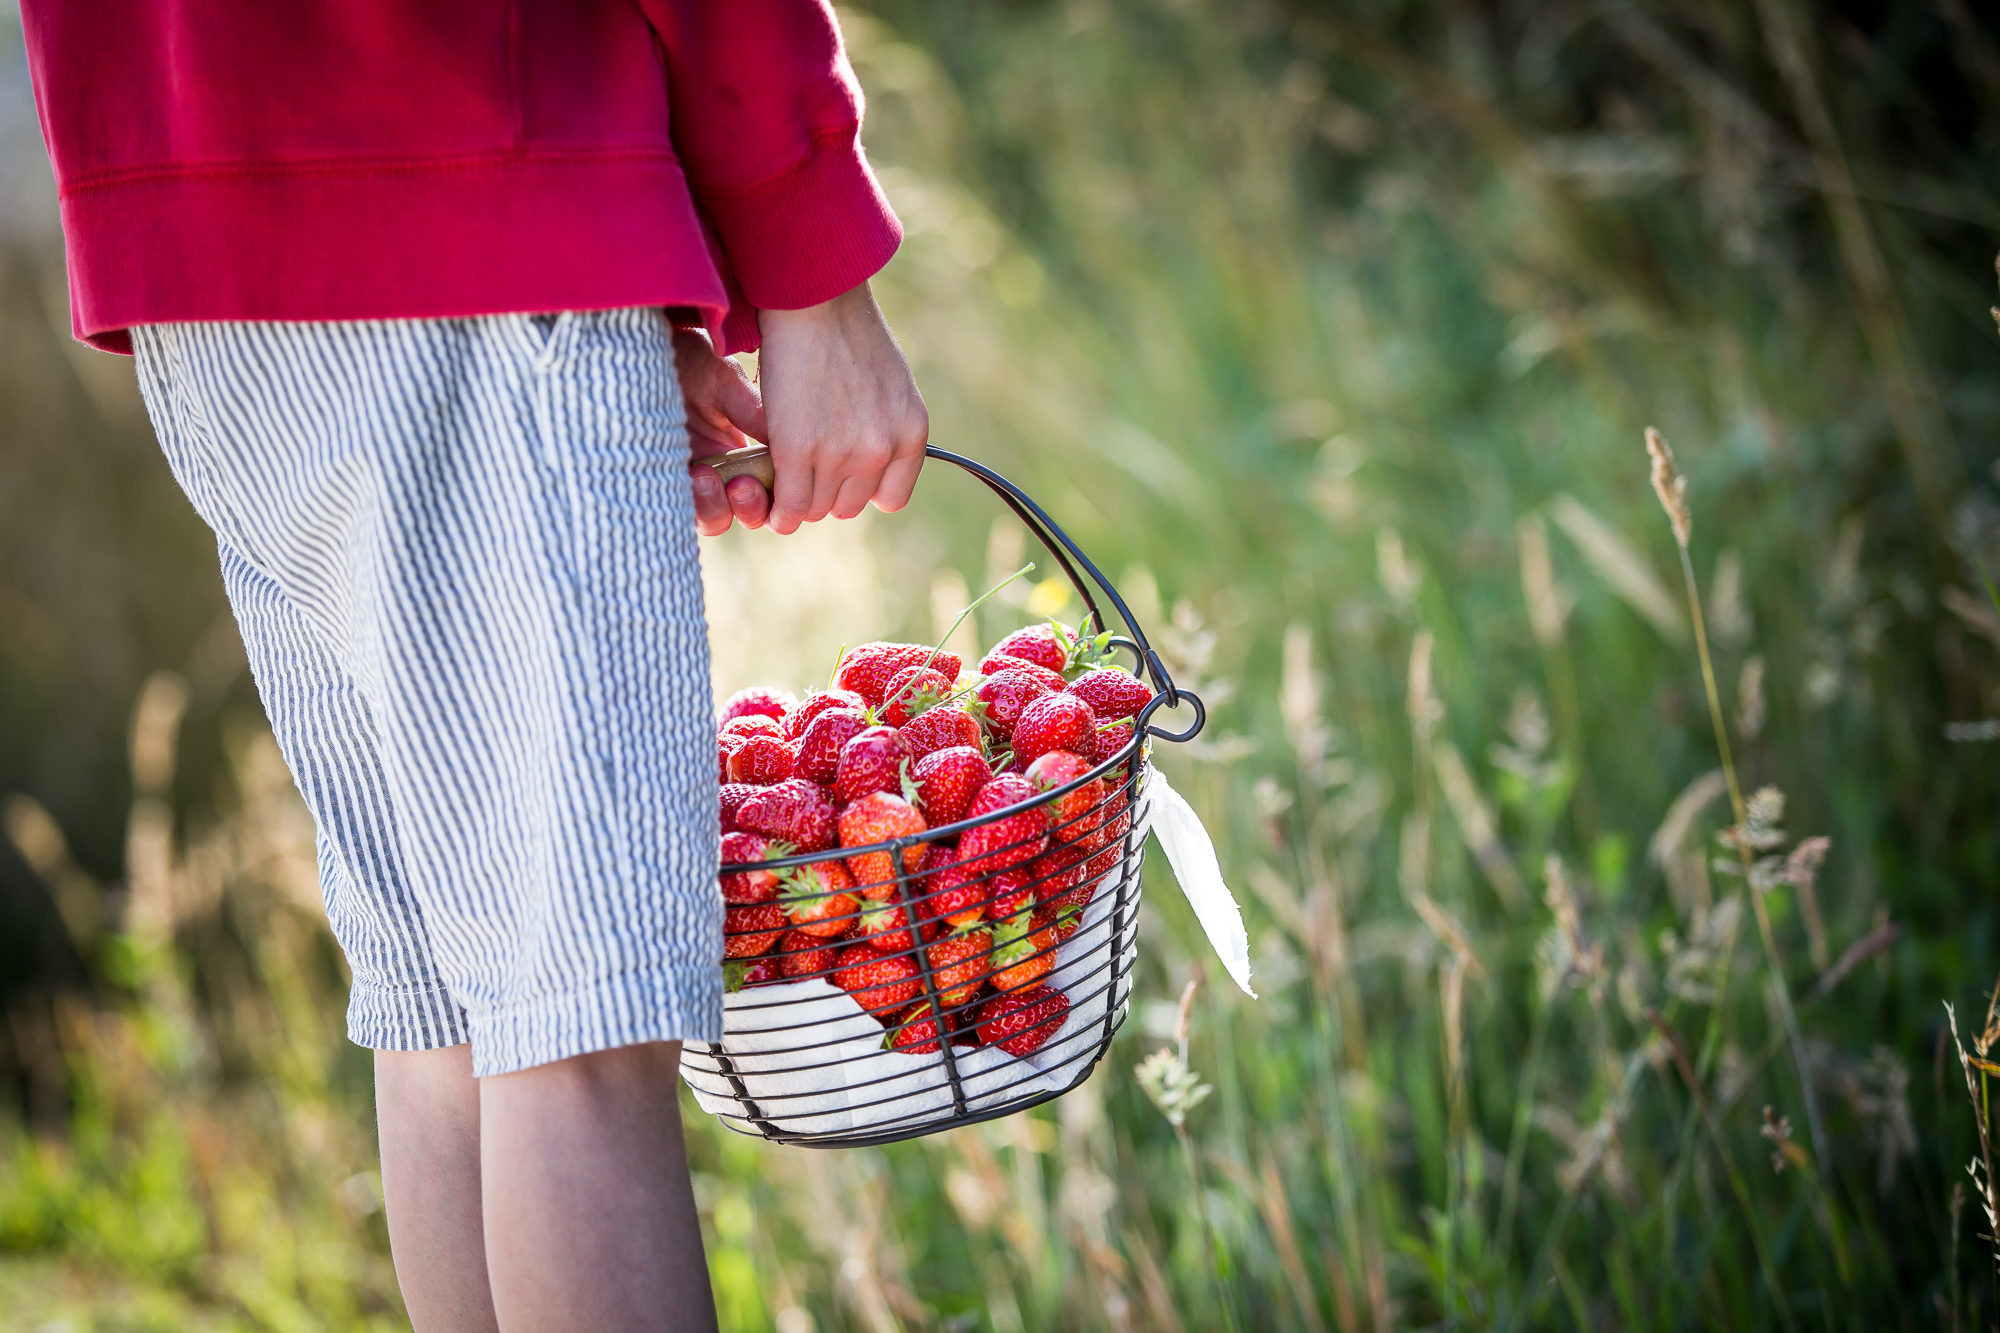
[680,447,1205,1148]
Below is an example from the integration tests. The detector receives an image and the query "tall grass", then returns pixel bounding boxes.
[5,1,2000,1328]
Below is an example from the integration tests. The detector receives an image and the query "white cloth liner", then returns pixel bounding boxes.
[682,763,1249,1137]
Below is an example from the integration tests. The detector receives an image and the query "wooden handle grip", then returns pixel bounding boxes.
[701,445,775,491]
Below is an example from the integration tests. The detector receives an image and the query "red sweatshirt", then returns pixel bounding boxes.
[20,1,901,355]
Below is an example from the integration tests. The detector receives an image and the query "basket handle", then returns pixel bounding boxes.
[697,444,1202,740]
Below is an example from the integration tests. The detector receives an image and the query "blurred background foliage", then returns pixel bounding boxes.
[4,0,2000,1327]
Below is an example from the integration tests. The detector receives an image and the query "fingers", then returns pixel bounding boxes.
[767,443,815,536]
[871,445,926,514]
[726,475,770,530]
[711,358,768,444]
[690,464,735,537]
[829,472,879,522]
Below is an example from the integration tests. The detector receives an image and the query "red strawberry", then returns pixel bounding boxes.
[878,664,956,729]
[837,791,929,896]
[723,902,786,958]
[836,643,963,707]
[784,688,868,741]
[977,984,1071,1055]
[975,653,1068,693]
[989,870,1037,921]
[956,775,1050,874]
[724,955,783,990]
[926,860,1026,927]
[796,707,870,784]
[717,737,740,783]
[924,926,994,1005]
[1066,668,1152,720]
[990,913,1058,992]
[910,745,991,827]
[1090,717,1139,767]
[973,669,1053,741]
[834,726,911,807]
[1081,845,1124,900]
[883,1001,978,1053]
[719,832,779,904]
[1024,750,1107,843]
[736,779,837,852]
[1026,844,1086,905]
[898,704,984,759]
[719,782,760,833]
[728,734,798,785]
[987,625,1068,675]
[719,686,796,728]
[1012,693,1097,767]
[719,714,786,743]
[779,860,861,938]
[857,899,922,954]
[885,1004,946,1053]
[832,945,923,1017]
[777,928,841,981]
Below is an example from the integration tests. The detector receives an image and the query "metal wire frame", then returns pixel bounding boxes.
[692,448,1204,1148]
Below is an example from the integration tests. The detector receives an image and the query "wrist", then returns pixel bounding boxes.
[758,280,877,338]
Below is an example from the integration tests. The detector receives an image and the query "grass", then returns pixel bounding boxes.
[5,0,2000,1327]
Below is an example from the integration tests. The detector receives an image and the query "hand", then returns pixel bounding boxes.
[674,325,772,536]
[756,281,928,536]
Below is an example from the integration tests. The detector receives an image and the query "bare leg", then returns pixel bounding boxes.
[480,1040,717,1333]
[376,1045,502,1333]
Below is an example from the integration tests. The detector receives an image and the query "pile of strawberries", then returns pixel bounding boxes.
[714,622,1153,1058]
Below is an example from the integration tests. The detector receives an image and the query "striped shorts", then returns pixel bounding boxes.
[133,310,722,1076]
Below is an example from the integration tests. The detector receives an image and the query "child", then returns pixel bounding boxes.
[20,3,926,1328]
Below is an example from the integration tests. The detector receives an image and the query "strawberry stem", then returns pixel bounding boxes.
[880,563,1037,716]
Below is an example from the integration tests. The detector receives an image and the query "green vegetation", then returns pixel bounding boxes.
[5,1,2000,1327]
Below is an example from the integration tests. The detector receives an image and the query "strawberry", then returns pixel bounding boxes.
[976,984,1071,1055]
[718,832,780,904]
[898,704,984,759]
[885,1004,946,1053]
[837,791,929,896]
[833,726,911,807]
[972,669,1053,741]
[910,745,991,826]
[736,779,837,852]
[956,775,1050,874]
[975,652,1068,693]
[1024,750,1107,843]
[1090,717,1139,768]
[857,899,923,954]
[923,926,994,1005]
[723,902,786,958]
[878,664,956,728]
[719,686,796,728]
[796,706,870,784]
[1066,667,1152,721]
[778,860,861,938]
[1026,844,1086,904]
[719,714,786,743]
[718,782,760,833]
[987,625,1068,676]
[784,688,868,741]
[777,928,842,980]
[1081,845,1124,899]
[727,734,798,785]
[723,955,783,991]
[717,737,740,783]
[832,945,924,1017]
[836,643,962,707]
[1011,693,1097,767]
[926,860,1026,926]
[990,912,1058,992]
[989,871,1037,921]
[1030,846,1094,940]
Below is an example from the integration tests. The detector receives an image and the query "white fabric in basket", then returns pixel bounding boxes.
[1145,768,1256,996]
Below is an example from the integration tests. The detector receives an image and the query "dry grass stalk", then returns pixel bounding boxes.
[1430,740,1527,914]
[1944,993,2000,1288]
[1644,426,1832,1176]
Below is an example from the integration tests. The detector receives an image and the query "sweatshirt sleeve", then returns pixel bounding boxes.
[642,0,902,327]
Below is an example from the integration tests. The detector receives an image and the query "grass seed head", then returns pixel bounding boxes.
[1646,427,1693,549]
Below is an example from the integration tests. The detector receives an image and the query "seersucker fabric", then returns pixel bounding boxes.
[132,309,722,1076]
